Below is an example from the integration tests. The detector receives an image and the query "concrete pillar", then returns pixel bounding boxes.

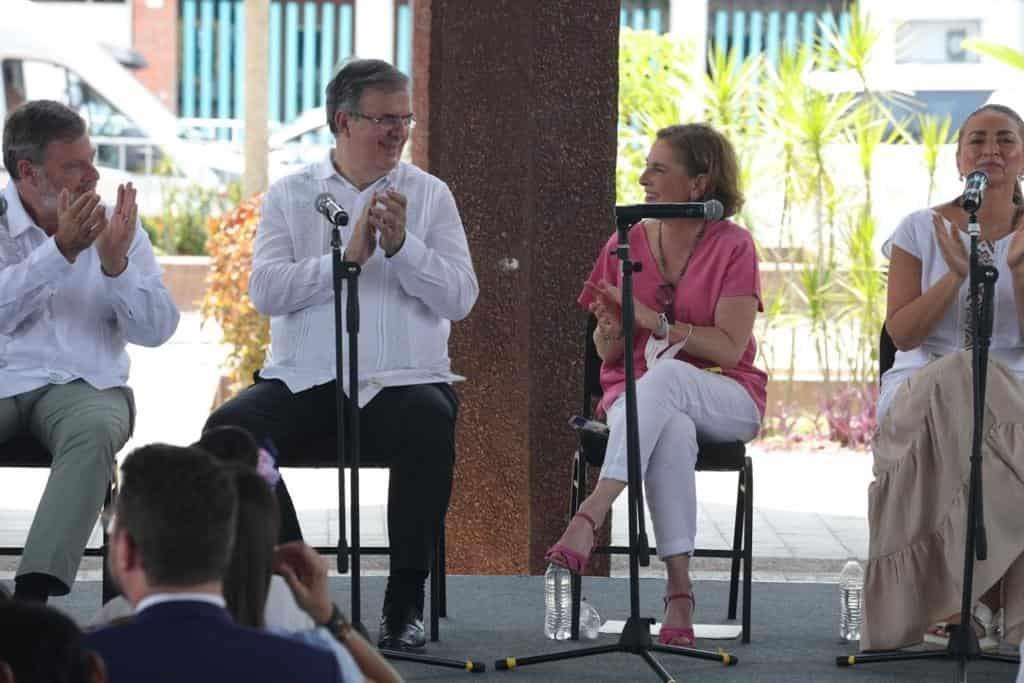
[355,0,395,62]
[413,0,620,575]
[243,0,269,196]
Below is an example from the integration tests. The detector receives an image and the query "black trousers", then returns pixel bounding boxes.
[204,378,458,573]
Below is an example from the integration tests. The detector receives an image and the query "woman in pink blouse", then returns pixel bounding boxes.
[546,123,767,648]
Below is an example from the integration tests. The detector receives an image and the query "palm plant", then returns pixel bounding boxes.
[834,212,887,385]
[918,113,955,206]
[702,42,763,144]
[616,28,693,204]
[792,262,837,387]
[962,38,1024,70]
[761,45,815,256]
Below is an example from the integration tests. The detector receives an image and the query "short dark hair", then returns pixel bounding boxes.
[222,464,279,628]
[193,425,260,468]
[0,601,92,683]
[656,123,745,219]
[2,100,86,180]
[325,58,409,134]
[115,443,237,587]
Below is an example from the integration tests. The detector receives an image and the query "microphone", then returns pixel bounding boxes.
[315,192,349,226]
[615,199,724,224]
[0,195,7,218]
[962,170,988,214]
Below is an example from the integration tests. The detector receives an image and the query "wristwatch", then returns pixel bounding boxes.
[655,312,670,340]
[321,603,353,642]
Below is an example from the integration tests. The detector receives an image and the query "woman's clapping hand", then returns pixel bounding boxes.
[932,211,968,280]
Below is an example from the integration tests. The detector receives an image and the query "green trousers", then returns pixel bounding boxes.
[0,380,133,594]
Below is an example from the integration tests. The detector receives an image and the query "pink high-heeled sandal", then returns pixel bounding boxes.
[544,511,599,574]
[658,592,696,647]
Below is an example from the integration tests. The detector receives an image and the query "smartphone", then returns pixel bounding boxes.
[568,415,610,437]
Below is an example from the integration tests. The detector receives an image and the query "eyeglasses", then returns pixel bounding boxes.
[656,283,676,324]
[348,111,417,129]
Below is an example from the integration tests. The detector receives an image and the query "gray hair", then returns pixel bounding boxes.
[2,100,86,180]
[325,58,410,134]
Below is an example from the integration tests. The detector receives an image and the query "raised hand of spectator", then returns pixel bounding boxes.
[273,541,332,626]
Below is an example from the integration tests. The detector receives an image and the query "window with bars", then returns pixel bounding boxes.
[620,0,671,33]
[178,0,355,133]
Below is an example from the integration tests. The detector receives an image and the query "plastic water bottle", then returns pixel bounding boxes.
[544,563,571,640]
[839,559,864,642]
[579,598,602,639]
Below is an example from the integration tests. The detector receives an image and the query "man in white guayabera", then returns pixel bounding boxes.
[204,59,478,653]
[0,99,179,602]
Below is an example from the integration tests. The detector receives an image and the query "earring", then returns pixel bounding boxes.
[959,174,965,181]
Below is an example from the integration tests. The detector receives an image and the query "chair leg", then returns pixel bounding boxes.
[727,466,745,620]
[430,529,444,642]
[742,456,754,644]
[569,450,587,640]
[438,526,447,618]
[101,483,117,604]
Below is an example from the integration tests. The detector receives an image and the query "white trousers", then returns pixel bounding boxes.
[600,360,761,558]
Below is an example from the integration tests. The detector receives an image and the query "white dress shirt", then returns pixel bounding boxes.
[0,181,180,399]
[251,156,478,403]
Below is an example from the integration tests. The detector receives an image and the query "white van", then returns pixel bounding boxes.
[0,0,221,213]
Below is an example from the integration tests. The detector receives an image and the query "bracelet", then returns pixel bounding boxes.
[679,323,695,349]
[320,602,353,642]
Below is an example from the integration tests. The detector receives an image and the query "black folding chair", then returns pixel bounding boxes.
[285,433,448,642]
[0,433,118,602]
[569,316,754,642]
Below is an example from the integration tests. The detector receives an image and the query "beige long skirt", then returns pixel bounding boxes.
[862,351,1024,651]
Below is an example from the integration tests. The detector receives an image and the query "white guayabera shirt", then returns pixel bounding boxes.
[0,181,180,399]
[251,156,478,405]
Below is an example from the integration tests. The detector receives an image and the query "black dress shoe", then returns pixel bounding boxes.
[378,605,426,652]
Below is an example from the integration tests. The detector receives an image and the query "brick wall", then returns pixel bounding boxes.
[132,0,180,113]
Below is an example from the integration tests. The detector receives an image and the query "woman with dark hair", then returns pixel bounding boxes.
[863,104,1024,652]
[546,123,766,647]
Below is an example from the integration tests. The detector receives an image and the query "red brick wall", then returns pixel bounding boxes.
[132,0,180,113]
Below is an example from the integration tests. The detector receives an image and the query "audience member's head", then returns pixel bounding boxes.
[221,464,280,628]
[108,444,237,603]
[0,601,105,683]
[193,425,260,468]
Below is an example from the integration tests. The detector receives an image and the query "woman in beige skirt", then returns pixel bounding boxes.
[865,104,1024,651]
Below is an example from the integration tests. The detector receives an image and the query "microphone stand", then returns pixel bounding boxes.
[837,210,1019,678]
[327,212,485,673]
[497,211,738,680]
[327,212,358,613]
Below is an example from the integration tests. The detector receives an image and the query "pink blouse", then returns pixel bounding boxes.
[578,219,767,419]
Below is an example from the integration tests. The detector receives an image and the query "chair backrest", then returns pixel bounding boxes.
[879,325,897,380]
[582,315,604,419]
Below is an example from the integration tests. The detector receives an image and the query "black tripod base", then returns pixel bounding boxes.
[496,617,737,682]
[838,649,1020,667]
[837,625,1020,671]
[381,648,486,672]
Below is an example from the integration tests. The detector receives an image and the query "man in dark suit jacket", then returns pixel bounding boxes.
[84,444,346,683]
